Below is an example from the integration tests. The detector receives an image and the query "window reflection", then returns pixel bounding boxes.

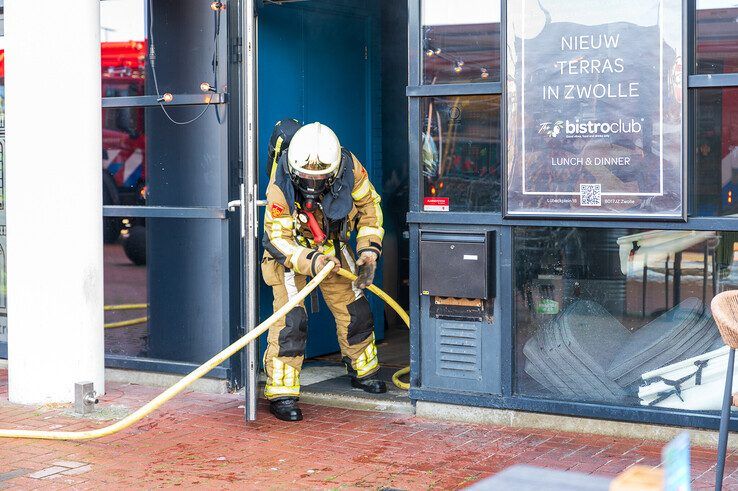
[515,227,733,411]
[692,88,738,216]
[104,218,224,363]
[100,0,147,89]
[101,0,147,218]
[696,0,738,74]
[102,107,146,212]
[104,230,148,357]
[421,95,501,212]
[421,0,501,84]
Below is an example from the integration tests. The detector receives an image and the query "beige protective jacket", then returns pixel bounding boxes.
[262,152,383,275]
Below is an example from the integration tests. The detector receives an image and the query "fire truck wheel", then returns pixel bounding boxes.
[123,225,146,266]
[103,218,122,244]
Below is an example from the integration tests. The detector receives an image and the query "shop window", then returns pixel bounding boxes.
[692,88,738,217]
[421,95,501,212]
[514,226,735,411]
[696,1,738,75]
[421,0,501,84]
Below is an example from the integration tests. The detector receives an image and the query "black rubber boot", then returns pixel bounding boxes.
[350,376,387,394]
[269,397,303,422]
[343,357,387,394]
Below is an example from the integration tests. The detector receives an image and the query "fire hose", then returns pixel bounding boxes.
[0,264,410,441]
[104,304,148,329]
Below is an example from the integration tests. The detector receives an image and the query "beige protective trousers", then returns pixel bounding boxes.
[261,248,380,400]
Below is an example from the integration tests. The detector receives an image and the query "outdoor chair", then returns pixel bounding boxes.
[711,290,738,490]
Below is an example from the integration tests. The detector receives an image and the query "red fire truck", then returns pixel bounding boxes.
[100,41,146,263]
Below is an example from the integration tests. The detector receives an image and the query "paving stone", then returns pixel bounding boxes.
[61,464,92,476]
[27,466,68,479]
[0,468,30,483]
[51,461,87,469]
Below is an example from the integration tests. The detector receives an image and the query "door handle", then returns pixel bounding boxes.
[230,197,266,238]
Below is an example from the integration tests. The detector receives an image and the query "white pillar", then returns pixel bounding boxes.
[5,0,104,403]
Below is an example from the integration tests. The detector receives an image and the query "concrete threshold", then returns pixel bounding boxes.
[416,401,729,450]
[105,368,229,394]
[299,389,414,415]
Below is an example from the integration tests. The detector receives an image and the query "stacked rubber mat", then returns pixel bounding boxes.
[523,298,722,403]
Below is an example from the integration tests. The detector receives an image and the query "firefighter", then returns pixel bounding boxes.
[261,121,386,422]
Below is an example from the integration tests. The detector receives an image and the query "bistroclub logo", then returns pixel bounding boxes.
[538,120,564,137]
[538,118,642,139]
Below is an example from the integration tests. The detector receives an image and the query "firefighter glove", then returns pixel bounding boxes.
[313,254,340,277]
[355,251,378,289]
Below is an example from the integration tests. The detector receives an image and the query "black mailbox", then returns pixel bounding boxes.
[420,232,494,299]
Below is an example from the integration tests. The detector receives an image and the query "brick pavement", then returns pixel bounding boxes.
[0,368,736,490]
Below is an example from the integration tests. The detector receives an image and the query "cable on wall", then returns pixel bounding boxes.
[147,0,224,125]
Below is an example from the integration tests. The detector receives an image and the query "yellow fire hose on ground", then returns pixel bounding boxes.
[104,304,148,329]
[0,265,410,441]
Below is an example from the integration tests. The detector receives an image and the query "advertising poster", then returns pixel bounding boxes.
[506,0,684,218]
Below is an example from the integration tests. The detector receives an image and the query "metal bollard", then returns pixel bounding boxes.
[74,382,98,415]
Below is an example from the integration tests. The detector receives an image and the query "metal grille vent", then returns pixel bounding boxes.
[436,321,481,380]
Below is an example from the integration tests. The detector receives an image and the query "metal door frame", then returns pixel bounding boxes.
[239,0,260,421]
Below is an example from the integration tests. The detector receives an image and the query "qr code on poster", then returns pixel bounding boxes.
[580,183,601,207]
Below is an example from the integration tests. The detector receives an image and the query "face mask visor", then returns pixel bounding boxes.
[296,175,330,201]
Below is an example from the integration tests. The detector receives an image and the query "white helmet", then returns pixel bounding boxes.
[287,122,342,182]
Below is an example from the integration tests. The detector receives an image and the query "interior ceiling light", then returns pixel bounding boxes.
[200,82,217,93]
